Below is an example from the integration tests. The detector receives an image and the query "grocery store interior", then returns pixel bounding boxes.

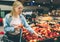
[0,0,60,42]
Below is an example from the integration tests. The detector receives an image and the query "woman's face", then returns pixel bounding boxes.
[14,5,23,14]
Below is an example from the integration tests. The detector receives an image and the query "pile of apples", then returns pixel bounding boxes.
[22,23,60,42]
[52,24,60,31]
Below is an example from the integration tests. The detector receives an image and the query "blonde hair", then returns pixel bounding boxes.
[11,1,24,16]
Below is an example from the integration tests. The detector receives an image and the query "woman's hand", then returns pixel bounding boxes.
[33,31,42,38]
[37,34,43,38]
[14,25,20,31]
[18,24,23,28]
[14,24,23,29]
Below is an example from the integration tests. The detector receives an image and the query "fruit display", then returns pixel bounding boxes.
[22,22,60,42]
[0,21,60,42]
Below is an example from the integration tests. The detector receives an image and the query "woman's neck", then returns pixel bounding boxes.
[12,12,20,18]
[12,11,22,17]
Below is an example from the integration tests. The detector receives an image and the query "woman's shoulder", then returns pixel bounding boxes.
[20,14,24,17]
[5,13,11,18]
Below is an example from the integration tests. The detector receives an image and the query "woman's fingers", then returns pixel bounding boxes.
[18,24,23,28]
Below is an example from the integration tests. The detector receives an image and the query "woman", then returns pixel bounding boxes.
[4,1,42,42]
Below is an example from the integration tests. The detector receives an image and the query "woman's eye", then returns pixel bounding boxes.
[18,7,23,9]
[18,7,20,9]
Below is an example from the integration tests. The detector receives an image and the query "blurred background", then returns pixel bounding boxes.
[0,0,60,42]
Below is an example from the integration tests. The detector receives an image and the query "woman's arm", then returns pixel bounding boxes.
[21,15,35,33]
[4,14,15,33]
[21,15,42,37]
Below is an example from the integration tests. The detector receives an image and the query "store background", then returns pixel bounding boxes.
[0,0,60,42]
